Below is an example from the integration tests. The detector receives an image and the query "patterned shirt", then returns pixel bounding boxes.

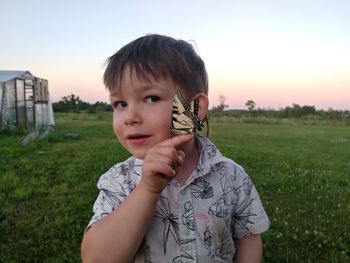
[87,136,270,262]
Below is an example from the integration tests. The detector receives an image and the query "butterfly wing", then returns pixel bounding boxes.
[171,91,196,135]
[186,98,199,116]
[185,98,202,130]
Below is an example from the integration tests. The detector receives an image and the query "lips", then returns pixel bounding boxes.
[126,134,151,145]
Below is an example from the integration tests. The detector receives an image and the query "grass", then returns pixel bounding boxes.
[0,113,349,262]
[210,123,350,262]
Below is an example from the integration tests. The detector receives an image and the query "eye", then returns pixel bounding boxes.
[113,100,127,109]
[146,95,160,104]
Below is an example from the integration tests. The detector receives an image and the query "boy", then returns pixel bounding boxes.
[81,34,269,263]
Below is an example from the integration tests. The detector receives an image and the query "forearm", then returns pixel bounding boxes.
[234,234,262,263]
[81,184,160,263]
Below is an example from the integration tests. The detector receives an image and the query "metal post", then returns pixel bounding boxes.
[14,78,18,127]
[33,78,36,128]
[24,80,27,124]
[0,84,4,129]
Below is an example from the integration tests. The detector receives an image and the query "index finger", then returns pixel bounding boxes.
[159,134,193,148]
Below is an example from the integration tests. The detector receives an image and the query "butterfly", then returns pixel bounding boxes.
[171,90,206,136]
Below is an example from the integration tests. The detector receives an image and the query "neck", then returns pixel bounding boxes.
[175,138,199,183]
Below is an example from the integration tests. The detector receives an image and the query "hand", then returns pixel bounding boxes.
[140,134,193,194]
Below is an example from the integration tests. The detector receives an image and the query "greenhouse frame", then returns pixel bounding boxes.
[0,70,55,131]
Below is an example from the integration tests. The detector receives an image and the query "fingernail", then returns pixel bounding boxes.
[178,155,183,163]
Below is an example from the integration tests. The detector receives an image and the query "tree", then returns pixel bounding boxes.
[245,100,256,112]
[53,94,83,112]
[53,95,113,113]
[211,95,228,112]
[64,94,82,112]
[283,103,316,118]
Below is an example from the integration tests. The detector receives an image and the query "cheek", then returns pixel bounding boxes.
[156,103,173,125]
[112,113,123,137]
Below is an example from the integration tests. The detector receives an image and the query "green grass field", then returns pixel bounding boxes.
[1,113,349,262]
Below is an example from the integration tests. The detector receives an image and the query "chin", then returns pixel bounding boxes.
[129,151,146,160]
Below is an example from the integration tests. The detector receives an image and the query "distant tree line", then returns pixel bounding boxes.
[53,94,349,121]
[210,97,349,121]
[53,94,112,113]
[250,104,348,120]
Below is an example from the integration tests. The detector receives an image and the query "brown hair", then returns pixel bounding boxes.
[103,34,208,95]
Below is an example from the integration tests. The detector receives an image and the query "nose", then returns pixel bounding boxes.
[124,104,142,125]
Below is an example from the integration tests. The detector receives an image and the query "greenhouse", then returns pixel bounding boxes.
[0,70,55,131]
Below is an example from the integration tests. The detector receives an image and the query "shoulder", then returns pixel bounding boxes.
[220,156,247,177]
[209,156,252,191]
[97,156,140,190]
[105,156,136,176]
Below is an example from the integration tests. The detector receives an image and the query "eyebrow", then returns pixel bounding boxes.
[141,84,162,91]
[109,83,167,96]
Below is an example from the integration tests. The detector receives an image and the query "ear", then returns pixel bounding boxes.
[193,93,209,120]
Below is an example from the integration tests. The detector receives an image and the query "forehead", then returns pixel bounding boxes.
[109,66,179,95]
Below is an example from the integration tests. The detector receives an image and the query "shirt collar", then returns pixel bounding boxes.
[184,135,223,185]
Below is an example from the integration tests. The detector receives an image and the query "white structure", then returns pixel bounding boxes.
[0,70,55,131]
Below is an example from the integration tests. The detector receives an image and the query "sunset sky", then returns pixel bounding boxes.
[1,0,349,110]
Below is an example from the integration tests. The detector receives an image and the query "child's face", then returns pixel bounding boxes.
[110,67,181,159]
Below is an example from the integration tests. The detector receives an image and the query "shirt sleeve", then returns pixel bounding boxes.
[230,164,270,239]
[86,166,130,229]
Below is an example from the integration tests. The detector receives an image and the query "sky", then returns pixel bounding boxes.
[1,0,349,110]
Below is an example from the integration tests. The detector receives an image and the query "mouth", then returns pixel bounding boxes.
[126,134,152,145]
